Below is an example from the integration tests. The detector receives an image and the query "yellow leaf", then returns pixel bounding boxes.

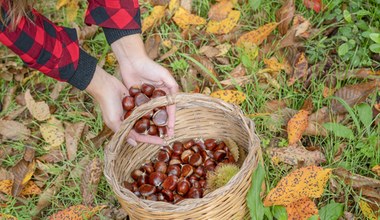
[172,7,206,29]
[25,89,51,121]
[263,166,332,206]
[0,180,41,196]
[287,109,310,145]
[206,10,240,34]
[236,22,278,47]
[169,0,180,13]
[142,6,166,33]
[66,0,79,23]
[372,165,380,177]
[210,90,246,105]
[286,197,318,220]
[40,117,65,149]
[264,57,292,75]
[56,0,69,9]
[208,0,234,21]
[359,200,377,220]
[0,213,17,220]
[48,205,106,220]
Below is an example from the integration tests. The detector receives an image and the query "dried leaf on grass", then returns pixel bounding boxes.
[276,0,295,35]
[287,109,310,145]
[210,90,246,105]
[208,0,234,21]
[333,168,380,189]
[288,52,308,86]
[145,34,162,60]
[0,120,30,140]
[199,45,221,58]
[286,197,318,220]
[188,55,218,83]
[236,22,278,47]
[37,150,65,163]
[264,57,292,75]
[206,10,240,34]
[0,213,17,220]
[142,6,166,33]
[359,200,378,220]
[40,117,65,149]
[50,82,66,100]
[66,0,79,23]
[80,157,103,206]
[48,204,106,220]
[169,0,180,13]
[0,180,41,196]
[25,89,51,121]
[64,121,85,161]
[263,166,332,206]
[372,165,380,177]
[181,0,193,12]
[173,7,206,29]
[10,147,36,197]
[268,144,326,166]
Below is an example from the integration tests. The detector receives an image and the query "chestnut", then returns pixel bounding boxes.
[152,109,168,126]
[188,175,198,185]
[173,194,184,203]
[151,89,166,98]
[183,139,195,149]
[189,153,203,167]
[157,126,167,138]
[154,161,167,173]
[161,189,174,202]
[139,184,156,197]
[161,145,173,156]
[172,141,184,155]
[142,110,154,119]
[162,175,178,191]
[131,169,143,181]
[195,140,206,151]
[167,165,181,177]
[181,150,194,164]
[149,172,167,187]
[124,181,133,191]
[204,158,216,167]
[146,194,158,201]
[142,163,155,174]
[213,150,227,162]
[177,179,190,196]
[122,96,135,111]
[205,164,216,172]
[192,180,200,188]
[199,179,207,188]
[135,93,150,106]
[123,110,133,120]
[191,145,201,153]
[204,139,217,151]
[129,86,141,97]
[171,154,181,161]
[187,187,202,198]
[148,125,158,136]
[134,118,150,133]
[194,166,205,178]
[141,83,155,97]
[137,173,149,186]
[181,164,194,177]
[169,158,182,166]
[157,150,170,162]
[157,192,165,201]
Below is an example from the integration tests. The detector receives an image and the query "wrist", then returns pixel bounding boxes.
[111,34,148,64]
[85,66,109,99]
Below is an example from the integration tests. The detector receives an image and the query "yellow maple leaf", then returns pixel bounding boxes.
[286,197,318,220]
[371,165,380,177]
[287,109,310,145]
[142,6,166,33]
[172,7,206,29]
[210,90,246,105]
[48,205,106,220]
[236,22,278,47]
[206,10,240,35]
[359,200,377,220]
[40,117,65,149]
[263,166,332,206]
[0,179,41,196]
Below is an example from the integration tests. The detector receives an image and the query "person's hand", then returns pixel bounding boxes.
[111,34,179,146]
[86,66,128,132]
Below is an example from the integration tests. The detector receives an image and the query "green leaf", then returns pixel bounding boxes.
[356,103,373,131]
[247,163,265,220]
[369,44,380,53]
[356,9,370,17]
[264,207,273,220]
[369,33,380,44]
[338,43,350,56]
[323,123,354,139]
[343,10,352,23]
[308,215,319,220]
[273,206,287,220]
[249,0,262,11]
[319,202,344,220]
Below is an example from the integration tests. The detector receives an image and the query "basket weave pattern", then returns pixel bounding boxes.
[104,93,261,220]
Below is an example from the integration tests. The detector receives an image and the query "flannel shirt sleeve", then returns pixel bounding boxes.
[85,0,142,45]
[0,5,97,90]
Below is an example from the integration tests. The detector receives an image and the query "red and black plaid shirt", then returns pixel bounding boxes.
[0,0,141,90]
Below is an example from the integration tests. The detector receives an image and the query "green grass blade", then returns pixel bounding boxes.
[246,163,265,220]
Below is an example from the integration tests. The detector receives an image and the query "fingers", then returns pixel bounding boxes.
[128,130,164,146]
[166,104,176,138]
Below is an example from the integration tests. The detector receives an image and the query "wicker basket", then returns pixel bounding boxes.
[104,93,261,220]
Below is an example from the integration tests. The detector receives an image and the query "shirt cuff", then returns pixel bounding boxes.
[67,49,97,90]
[102,27,142,45]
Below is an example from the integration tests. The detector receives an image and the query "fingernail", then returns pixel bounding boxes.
[127,138,137,147]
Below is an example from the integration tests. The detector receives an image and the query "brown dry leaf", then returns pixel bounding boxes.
[288,52,308,86]
[372,165,380,177]
[25,89,51,121]
[189,55,218,83]
[50,82,66,101]
[263,166,332,206]
[236,22,278,47]
[206,10,240,35]
[48,204,106,220]
[173,7,206,29]
[199,46,221,58]
[0,120,30,141]
[278,15,310,49]
[66,0,79,22]
[359,200,378,220]
[150,0,170,5]
[286,197,318,220]
[37,150,65,163]
[65,122,85,161]
[88,126,114,149]
[215,43,231,56]
[181,0,193,12]
[276,0,295,35]
[80,157,103,206]
[208,0,234,21]
[287,109,310,145]
[333,168,380,189]
[40,117,65,149]
[77,25,99,44]
[331,81,379,114]
[262,100,287,113]
[322,86,336,98]
[145,34,161,60]
[2,86,17,113]
[210,90,246,105]
[142,6,166,33]
[10,147,36,197]
[220,76,251,88]
[230,64,246,78]
[268,144,326,166]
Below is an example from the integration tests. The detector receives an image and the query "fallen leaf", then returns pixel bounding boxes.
[56,0,69,9]
[359,200,377,220]
[206,10,240,34]
[276,0,295,35]
[181,0,193,12]
[88,126,114,149]
[236,22,278,47]
[50,82,66,100]
[199,45,221,58]
[66,0,79,22]
[145,34,161,60]
[40,117,65,149]
[188,55,218,83]
[295,19,311,37]
[210,90,246,105]
[264,57,292,75]
[208,0,234,21]
[0,213,17,220]
[262,99,287,113]
[2,86,17,113]
[288,52,308,86]
[230,64,246,78]
[142,6,166,33]
[172,7,206,29]
[69,155,90,180]
[303,0,322,13]
[331,81,380,114]
[48,204,106,220]
[372,165,380,177]
[263,166,332,206]
[80,157,103,206]
[220,76,251,88]
[268,145,326,166]
[286,197,318,220]
[0,120,30,140]
[150,0,170,5]
[77,25,99,44]
[10,147,36,196]
[37,150,65,163]
[333,168,380,189]
[169,0,180,13]
[64,121,85,161]
[25,89,51,121]
[215,43,231,56]
[287,109,310,145]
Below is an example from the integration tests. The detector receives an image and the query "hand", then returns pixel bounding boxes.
[86,66,128,132]
[111,34,179,146]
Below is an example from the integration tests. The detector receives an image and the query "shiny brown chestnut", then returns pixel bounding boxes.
[194,166,205,178]
[142,163,155,174]
[152,109,168,126]
[204,139,217,151]
[181,164,194,177]
[129,86,141,97]
[173,194,184,203]
[151,89,166,98]
[167,165,181,177]
[157,150,170,162]
[189,153,203,167]
[169,158,182,166]
[161,189,174,202]
[123,110,133,120]
[149,172,167,187]
[134,118,150,133]
[181,150,194,164]
[183,139,195,149]
[122,96,135,111]
[154,161,167,173]
[137,173,149,186]
[161,145,173,156]
[162,175,178,191]
[141,83,155,97]
[199,179,207,188]
[139,184,156,197]
[131,169,143,181]
[142,110,154,119]
[135,93,150,106]
[157,126,167,138]
[187,187,202,198]
[177,179,190,196]
[213,150,227,162]
[172,141,184,155]
[147,125,158,136]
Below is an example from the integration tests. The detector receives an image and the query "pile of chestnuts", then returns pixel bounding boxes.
[123,138,238,204]
[122,83,168,137]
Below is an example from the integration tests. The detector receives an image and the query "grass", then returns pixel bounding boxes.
[0,0,379,219]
